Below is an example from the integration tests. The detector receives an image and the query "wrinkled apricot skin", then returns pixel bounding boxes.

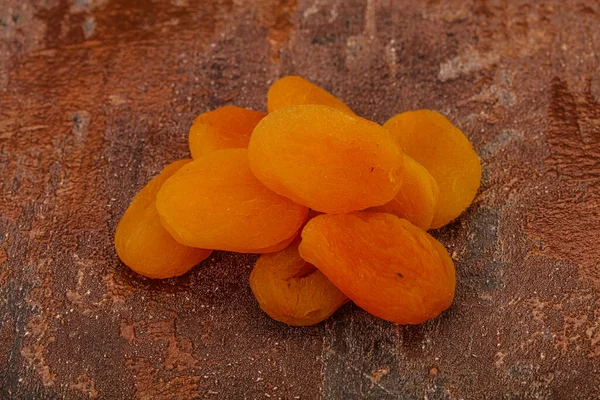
[156,149,308,252]
[250,240,349,326]
[384,110,481,229]
[299,212,456,325]
[114,160,213,279]
[248,105,404,213]
[227,230,299,254]
[189,106,266,159]
[267,76,354,115]
[368,155,440,230]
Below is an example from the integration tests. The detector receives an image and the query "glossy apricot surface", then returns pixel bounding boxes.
[115,160,213,279]
[368,154,439,230]
[250,240,349,326]
[189,106,266,158]
[248,105,404,213]
[267,75,354,114]
[299,212,456,324]
[156,149,308,252]
[384,110,481,228]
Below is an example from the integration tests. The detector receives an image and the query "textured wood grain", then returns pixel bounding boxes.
[1,0,599,399]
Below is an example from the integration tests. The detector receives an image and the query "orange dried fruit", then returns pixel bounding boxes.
[248,105,404,213]
[250,239,349,326]
[188,106,266,159]
[368,154,440,230]
[384,110,481,228]
[267,76,354,114]
[299,212,456,325]
[114,159,213,279]
[156,149,308,252]
[227,230,299,254]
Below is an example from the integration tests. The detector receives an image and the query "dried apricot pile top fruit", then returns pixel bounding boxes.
[115,75,481,329]
[227,230,300,255]
[299,212,456,324]
[368,154,440,230]
[384,110,481,228]
[248,105,404,213]
[267,75,354,114]
[188,106,266,158]
[250,239,349,326]
[156,148,308,252]
[114,160,212,279]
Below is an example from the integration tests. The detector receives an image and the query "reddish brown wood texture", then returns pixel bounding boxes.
[1,0,600,399]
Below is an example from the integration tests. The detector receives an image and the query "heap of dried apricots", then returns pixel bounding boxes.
[115,76,481,326]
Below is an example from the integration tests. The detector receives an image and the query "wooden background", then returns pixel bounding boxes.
[1,0,599,398]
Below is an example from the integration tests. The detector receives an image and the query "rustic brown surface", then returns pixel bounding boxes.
[1,0,599,399]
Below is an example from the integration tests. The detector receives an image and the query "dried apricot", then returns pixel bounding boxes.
[299,212,456,324]
[368,154,439,230]
[227,230,299,254]
[250,239,349,326]
[115,160,213,279]
[248,105,404,213]
[156,149,308,252]
[189,106,266,159]
[267,76,354,114]
[384,110,481,228]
